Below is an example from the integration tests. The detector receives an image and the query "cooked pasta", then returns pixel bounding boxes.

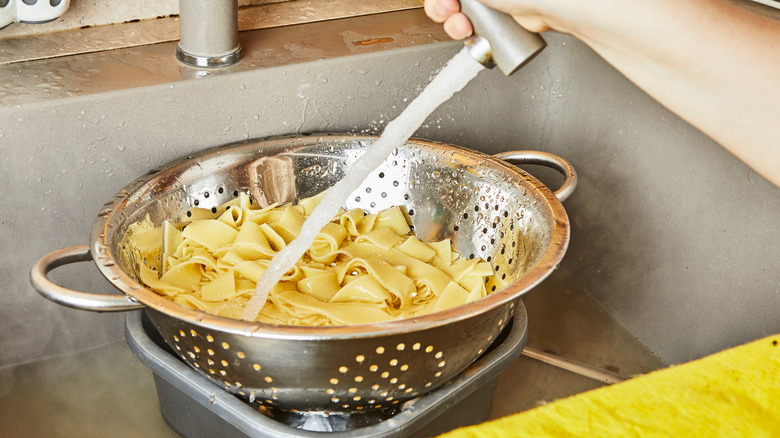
[125,192,505,325]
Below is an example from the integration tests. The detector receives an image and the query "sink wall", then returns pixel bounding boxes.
[2,9,779,369]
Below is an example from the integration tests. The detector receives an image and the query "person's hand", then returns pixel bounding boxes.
[424,0,474,40]
[427,0,780,189]
[424,0,557,41]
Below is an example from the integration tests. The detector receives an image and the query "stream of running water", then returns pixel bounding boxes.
[241,47,485,321]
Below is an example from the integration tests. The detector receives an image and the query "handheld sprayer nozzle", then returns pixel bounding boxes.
[460,0,546,76]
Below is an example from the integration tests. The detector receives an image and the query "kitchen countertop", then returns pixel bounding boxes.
[0,271,665,437]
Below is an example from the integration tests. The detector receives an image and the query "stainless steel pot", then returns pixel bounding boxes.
[30,134,576,412]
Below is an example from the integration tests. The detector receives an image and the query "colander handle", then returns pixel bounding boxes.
[494,151,577,202]
[30,245,144,312]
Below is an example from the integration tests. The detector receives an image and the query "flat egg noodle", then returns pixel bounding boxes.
[339,243,453,298]
[130,192,505,325]
[331,254,416,307]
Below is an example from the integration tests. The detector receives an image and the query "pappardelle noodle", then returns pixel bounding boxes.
[124,192,505,325]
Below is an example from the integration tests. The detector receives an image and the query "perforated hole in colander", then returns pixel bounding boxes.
[170,328,286,404]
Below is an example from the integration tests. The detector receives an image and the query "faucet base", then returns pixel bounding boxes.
[176,44,242,68]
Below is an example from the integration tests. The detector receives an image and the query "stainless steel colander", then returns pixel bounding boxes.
[31,134,575,413]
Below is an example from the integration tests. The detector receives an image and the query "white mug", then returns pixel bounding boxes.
[16,0,69,24]
[0,0,16,29]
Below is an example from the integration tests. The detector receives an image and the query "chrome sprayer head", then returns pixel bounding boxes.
[460,0,546,76]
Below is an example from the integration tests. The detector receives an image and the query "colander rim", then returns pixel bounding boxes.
[91,133,570,340]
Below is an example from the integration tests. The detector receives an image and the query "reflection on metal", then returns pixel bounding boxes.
[249,155,296,206]
[176,45,243,68]
[0,0,422,65]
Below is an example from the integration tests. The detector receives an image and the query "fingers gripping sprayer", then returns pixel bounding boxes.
[460,0,546,75]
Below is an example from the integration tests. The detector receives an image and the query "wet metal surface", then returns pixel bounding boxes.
[0,0,422,65]
[0,8,444,105]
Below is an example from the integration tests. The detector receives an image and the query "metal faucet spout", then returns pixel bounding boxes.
[460,0,545,76]
[176,0,242,68]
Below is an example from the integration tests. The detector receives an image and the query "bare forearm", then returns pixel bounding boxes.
[557,0,780,186]
[427,0,780,186]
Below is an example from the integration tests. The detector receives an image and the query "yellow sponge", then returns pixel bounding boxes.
[440,335,780,437]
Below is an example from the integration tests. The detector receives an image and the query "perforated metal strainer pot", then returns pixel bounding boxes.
[31,134,576,413]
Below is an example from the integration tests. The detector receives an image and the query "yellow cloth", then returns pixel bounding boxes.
[440,334,780,437]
